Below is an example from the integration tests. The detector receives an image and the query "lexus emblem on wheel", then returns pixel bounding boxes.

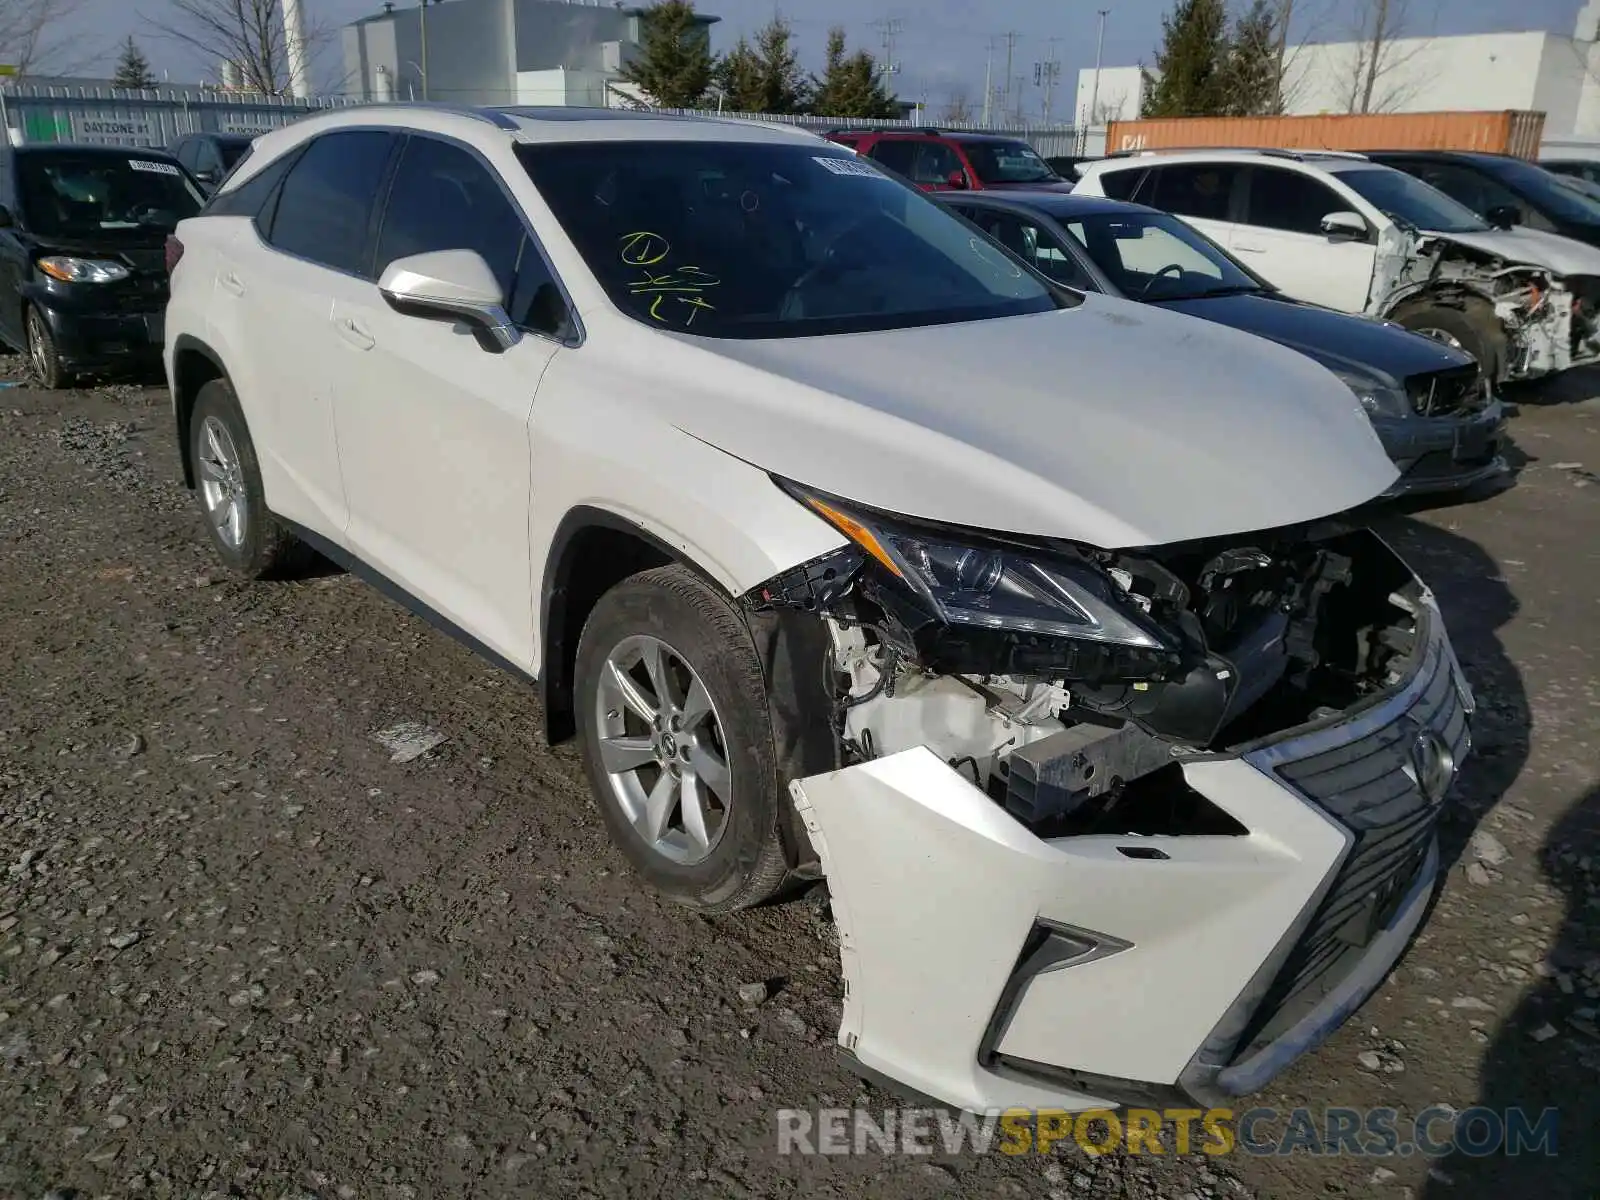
[1402,722,1456,804]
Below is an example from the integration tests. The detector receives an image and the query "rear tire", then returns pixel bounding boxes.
[26,307,70,390]
[189,377,309,579]
[1391,298,1506,382]
[574,565,789,913]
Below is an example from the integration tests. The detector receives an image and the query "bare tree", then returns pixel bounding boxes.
[0,0,87,76]
[1342,0,1431,114]
[940,88,974,124]
[146,0,335,95]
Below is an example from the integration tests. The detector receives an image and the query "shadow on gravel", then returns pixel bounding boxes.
[1507,363,1600,408]
[1373,516,1529,881]
[1422,785,1600,1199]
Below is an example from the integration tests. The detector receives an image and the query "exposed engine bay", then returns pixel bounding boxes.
[1370,226,1600,381]
[749,505,1427,838]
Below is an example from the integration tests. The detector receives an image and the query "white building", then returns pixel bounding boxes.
[343,0,718,108]
[1079,2,1600,137]
[1072,65,1152,125]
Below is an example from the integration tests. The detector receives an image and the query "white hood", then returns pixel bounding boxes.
[628,293,1399,549]
[1426,225,1600,276]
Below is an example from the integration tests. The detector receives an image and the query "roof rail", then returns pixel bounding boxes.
[1124,145,1369,161]
[341,99,522,130]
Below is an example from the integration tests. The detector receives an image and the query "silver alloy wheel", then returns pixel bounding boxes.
[26,310,50,380]
[1413,327,1465,351]
[594,633,732,866]
[196,415,248,549]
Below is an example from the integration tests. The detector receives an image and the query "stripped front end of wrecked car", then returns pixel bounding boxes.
[751,488,1472,1113]
[1374,225,1600,381]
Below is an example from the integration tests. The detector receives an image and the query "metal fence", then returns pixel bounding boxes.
[651,105,1090,158]
[0,83,359,148]
[0,83,1094,158]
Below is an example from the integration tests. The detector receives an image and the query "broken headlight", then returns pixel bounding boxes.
[1333,368,1409,419]
[782,482,1171,650]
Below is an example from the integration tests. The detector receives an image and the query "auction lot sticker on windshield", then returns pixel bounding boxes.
[815,156,884,178]
[129,159,180,176]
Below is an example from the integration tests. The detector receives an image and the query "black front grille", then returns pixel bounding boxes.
[1234,626,1469,1058]
[1404,365,1485,417]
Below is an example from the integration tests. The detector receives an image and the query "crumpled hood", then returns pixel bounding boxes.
[634,292,1399,548]
[1426,225,1600,276]
[1153,291,1474,385]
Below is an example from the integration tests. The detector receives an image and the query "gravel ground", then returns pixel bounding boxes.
[0,363,1597,1199]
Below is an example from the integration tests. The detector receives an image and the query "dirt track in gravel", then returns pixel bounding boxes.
[1,366,1597,1199]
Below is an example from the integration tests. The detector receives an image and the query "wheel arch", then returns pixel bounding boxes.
[539,506,702,745]
[170,334,229,489]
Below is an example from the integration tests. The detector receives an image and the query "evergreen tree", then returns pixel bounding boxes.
[715,38,764,111]
[622,0,716,109]
[113,36,158,91]
[1144,0,1230,118]
[1222,0,1284,115]
[808,28,898,120]
[714,18,806,113]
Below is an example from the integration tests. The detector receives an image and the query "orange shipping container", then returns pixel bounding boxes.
[1104,110,1547,160]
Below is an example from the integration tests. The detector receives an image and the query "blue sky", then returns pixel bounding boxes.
[51,0,1591,114]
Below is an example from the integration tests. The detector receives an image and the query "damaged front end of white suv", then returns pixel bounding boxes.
[747,486,1473,1113]
[1372,224,1600,381]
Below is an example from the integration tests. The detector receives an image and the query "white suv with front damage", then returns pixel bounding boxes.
[1075,147,1600,383]
[164,105,1473,1115]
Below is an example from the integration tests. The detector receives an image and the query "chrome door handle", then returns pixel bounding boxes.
[335,316,375,350]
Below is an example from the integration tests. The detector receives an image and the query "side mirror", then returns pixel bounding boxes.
[1319,211,1369,241]
[1486,203,1519,229]
[945,169,969,190]
[379,249,520,352]
[0,205,12,229]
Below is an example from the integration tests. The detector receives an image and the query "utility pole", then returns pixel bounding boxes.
[1036,37,1061,125]
[870,17,904,87]
[982,39,994,125]
[1088,9,1109,126]
[1000,31,1019,125]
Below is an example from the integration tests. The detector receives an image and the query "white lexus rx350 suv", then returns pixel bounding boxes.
[164,105,1473,1115]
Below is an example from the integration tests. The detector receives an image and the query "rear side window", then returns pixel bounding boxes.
[1244,166,1351,234]
[375,135,568,336]
[1095,166,1144,200]
[204,146,300,227]
[267,130,396,276]
[1146,164,1240,222]
[867,139,918,177]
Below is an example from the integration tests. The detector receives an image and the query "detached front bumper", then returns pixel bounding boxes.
[791,604,1472,1114]
[1372,400,1509,499]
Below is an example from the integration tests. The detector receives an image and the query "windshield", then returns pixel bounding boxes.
[517,141,1064,339]
[1059,209,1264,300]
[963,140,1059,185]
[1480,155,1600,224]
[18,153,203,238]
[1337,168,1489,234]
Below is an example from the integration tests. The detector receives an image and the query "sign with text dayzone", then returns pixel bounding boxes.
[73,116,152,141]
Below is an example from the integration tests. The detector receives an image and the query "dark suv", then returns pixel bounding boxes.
[0,143,203,387]
[825,128,1072,193]
[1366,149,1600,248]
[169,132,255,194]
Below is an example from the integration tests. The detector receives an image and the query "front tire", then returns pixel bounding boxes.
[574,565,789,913]
[189,378,308,578]
[1392,298,1506,383]
[26,307,70,390]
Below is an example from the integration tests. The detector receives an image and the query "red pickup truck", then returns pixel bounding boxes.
[824,128,1075,193]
